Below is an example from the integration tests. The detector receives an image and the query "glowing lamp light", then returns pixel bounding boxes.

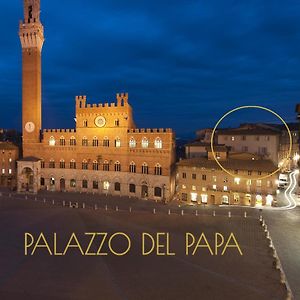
[295,169,300,175]
[293,154,300,162]
[266,195,273,206]
[256,195,262,201]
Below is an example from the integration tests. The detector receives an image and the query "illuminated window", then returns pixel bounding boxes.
[201,194,208,203]
[223,186,228,191]
[212,184,217,190]
[70,179,76,188]
[231,136,235,141]
[103,181,110,191]
[154,138,162,149]
[234,178,240,185]
[129,138,136,148]
[246,179,252,186]
[191,192,198,202]
[1,169,5,174]
[49,136,55,146]
[212,176,217,182]
[115,138,121,148]
[256,180,262,187]
[192,185,196,191]
[8,169,12,174]
[233,193,240,202]
[142,137,149,148]
[222,195,229,204]
[182,185,186,189]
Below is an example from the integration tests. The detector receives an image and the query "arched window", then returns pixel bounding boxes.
[129,138,136,148]
[103,181,110,191]
[154,163,162,176]
[83,120,88,127]
[70,179,76,188]
[129,184,136,193]
[70,159,76,169]
[82,180,88,189]
[60,136,66,146]
[93,160,99,171]
[103,160,110,171]
[49,136,55,146]
[115,119,120,127]
[103,137,110,147]
[129,161,136,173]
[60,159,65,169]
[142,162,149,174]
[115,137,121,148]
[41,160,45,168]
[92,137,99,147]
[82,137,88,146]
[49,159,55,168]
[82,159,88,170]
[70,136,76,146]
[142,137,149,148]
[115,182,121,191]
[115,161,121,172]
[154,138,162,149]
[154,187,162,197]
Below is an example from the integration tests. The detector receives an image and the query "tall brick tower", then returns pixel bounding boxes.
[19,0,44,156]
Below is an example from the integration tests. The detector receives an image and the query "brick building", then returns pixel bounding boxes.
[17,0,176,200]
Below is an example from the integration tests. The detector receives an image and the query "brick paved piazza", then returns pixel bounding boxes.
[0,192,288,300]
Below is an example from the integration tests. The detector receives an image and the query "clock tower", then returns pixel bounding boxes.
[19,0,44,156]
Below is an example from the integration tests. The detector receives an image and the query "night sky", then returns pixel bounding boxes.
[1,0,300,137]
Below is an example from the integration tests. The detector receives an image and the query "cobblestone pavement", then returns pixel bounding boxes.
[0,192,289,300]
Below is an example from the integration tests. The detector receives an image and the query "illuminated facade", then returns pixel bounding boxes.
[176,150,278,206]
[17,0,176,200]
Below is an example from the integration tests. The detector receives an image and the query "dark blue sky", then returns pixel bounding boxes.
[1,0,300,137]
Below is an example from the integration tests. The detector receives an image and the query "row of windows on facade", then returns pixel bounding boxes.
[182,170,266,180]
[1,168,13,175]
[181,179,273,192]
[180,193,259,204]
[41,178,163,197]
[224,135,271,142]
[49,136,163,149]
[41,160,163,175]
[82,119,120,127]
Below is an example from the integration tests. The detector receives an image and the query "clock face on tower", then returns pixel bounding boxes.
[95,116,106,128]
[25,122,35,133]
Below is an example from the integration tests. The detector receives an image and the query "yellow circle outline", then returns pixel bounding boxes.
[210,105,292,181]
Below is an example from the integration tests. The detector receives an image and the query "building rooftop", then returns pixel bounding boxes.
[217,127,280,136]
[177,157,277,172]
[0,142,19,151]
